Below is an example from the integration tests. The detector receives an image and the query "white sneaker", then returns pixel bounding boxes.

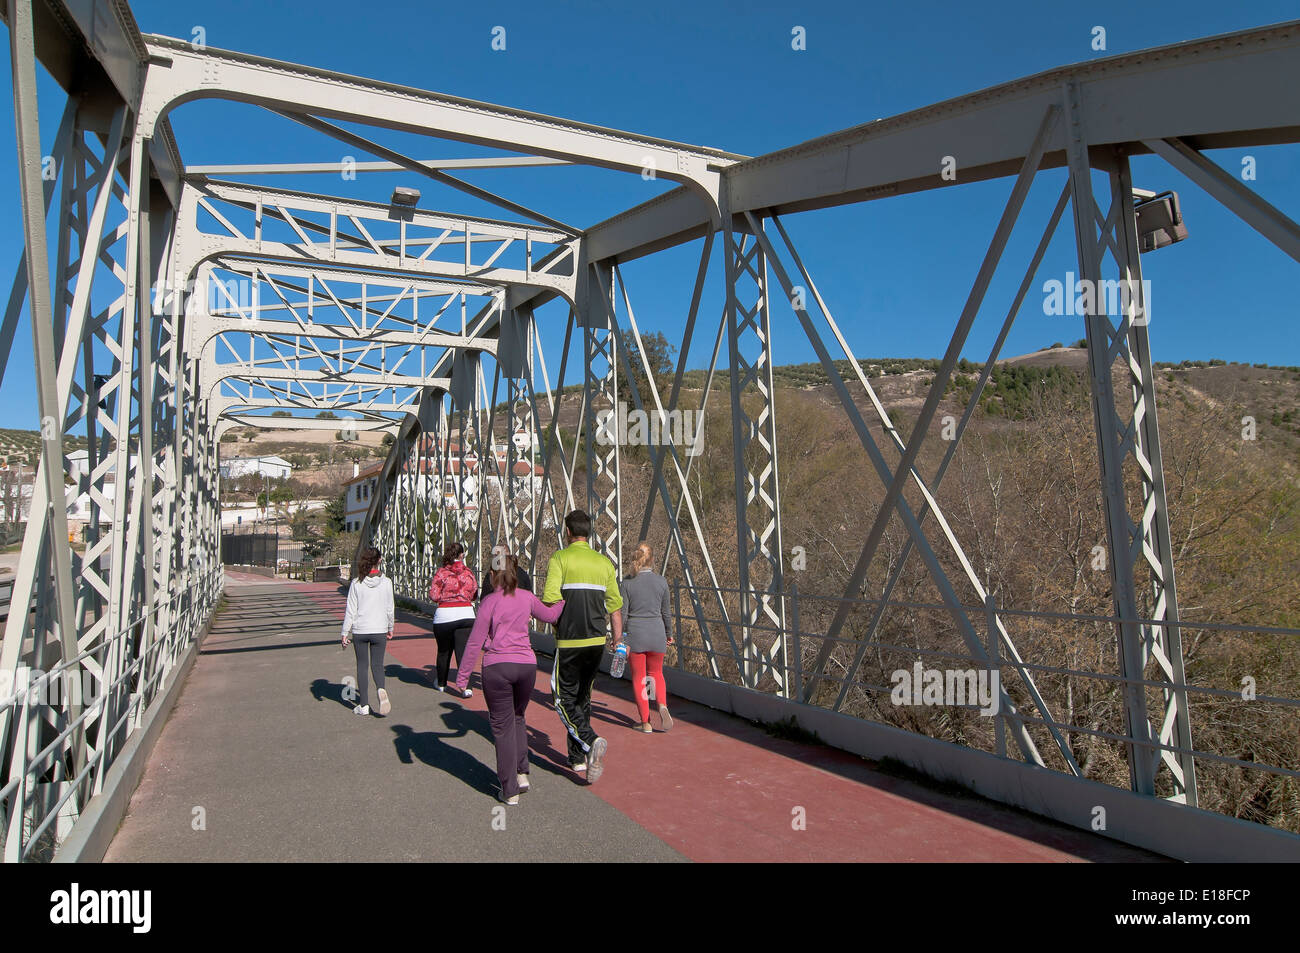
[377,688,391,716]
[498,790,519,806]
[517,773,530,793]
[353,704,370,715]
[586,737,608,784]
[571,761,587,773]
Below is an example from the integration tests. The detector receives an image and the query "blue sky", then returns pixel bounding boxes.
[1,0,1298,430]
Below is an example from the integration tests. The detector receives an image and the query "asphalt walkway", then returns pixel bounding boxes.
[104,573,1163,863]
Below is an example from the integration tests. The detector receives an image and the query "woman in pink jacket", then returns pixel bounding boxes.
[427,542,478,697]
[455,556,564,804]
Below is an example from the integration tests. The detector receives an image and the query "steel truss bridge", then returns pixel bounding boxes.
[2,1,1299,861]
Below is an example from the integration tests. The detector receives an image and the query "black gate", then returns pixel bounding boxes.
[221,532,279,567]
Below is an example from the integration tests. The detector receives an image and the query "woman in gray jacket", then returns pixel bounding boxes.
[616,541,674,733]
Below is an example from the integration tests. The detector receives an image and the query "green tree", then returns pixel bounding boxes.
[617,327,675,409]
[323,492,347,535]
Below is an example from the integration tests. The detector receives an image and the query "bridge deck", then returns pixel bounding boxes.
[104,574,1164,863]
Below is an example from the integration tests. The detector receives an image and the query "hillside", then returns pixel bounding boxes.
[0,428,87,466]
[9,349,1299,478]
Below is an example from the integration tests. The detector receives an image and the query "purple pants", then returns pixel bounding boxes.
[482,662,534,797]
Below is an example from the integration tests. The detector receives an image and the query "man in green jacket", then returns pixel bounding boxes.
[542,510,623,782]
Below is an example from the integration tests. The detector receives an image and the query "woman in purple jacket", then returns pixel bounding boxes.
[455,556,564,804]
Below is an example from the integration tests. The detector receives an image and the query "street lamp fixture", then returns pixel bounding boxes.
[1132,188,1188,253]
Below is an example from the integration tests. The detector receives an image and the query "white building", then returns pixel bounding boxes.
[0,464,35,523]
[220,499,327,529]
[219,454,293,480]
[67,449,138,484]
[342,462,382,533]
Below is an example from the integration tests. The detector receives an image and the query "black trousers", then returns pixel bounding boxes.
[551,645,603,765]
[432,619,473,686]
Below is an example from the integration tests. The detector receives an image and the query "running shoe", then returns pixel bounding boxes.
[376,688,391,716]
[353,704,370,716]
[659,706,673,732]
[497,790,519,806]
[586,737,608,783]
[517,773,530,793]
[571,761,587,774]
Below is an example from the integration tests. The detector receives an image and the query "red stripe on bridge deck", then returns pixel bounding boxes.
[289,579,1157,863]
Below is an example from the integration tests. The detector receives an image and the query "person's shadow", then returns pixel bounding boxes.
[523,723,572,779]
[310,677,356,711]
[384,663,440,690]
[390,703,498,797]
[590,691,641,730]
[523,685,622,780]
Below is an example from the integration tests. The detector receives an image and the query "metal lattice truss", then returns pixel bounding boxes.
[5,0,1300,859]
[721,219,787,692]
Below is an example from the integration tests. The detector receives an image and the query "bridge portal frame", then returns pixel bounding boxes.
[3,0,1300,861]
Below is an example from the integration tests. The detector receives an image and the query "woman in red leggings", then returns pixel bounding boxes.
[616,542,674,732]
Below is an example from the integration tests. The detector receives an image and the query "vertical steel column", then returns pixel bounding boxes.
[527,306,577,577]
[1111,152,1197,804]
[721,209,787,692]
[499,308,537,561]
[5,0,78,732]
[3,4,89,843]
[1064,80,1164,798]
[450,350,484,569]
[419,407,436,597]
[581,263,622,568]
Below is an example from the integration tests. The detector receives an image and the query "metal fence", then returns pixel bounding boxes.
[1,569,223,861]
[663,579,1300,833]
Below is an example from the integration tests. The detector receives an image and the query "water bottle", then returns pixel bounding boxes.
[610,641,629,679]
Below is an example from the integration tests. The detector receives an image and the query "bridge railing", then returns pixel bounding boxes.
[667,579,1300,834]
[0,569,223,862]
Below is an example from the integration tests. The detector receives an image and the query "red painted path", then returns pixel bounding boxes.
[275,576,1160,863]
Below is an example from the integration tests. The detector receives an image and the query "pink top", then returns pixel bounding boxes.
[454,590,565,690]
[429,561,477,607]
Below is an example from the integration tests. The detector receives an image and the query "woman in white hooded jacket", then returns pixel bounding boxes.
[341,546,395,716]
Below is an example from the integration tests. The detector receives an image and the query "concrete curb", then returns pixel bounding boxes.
[52,602,221,863]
